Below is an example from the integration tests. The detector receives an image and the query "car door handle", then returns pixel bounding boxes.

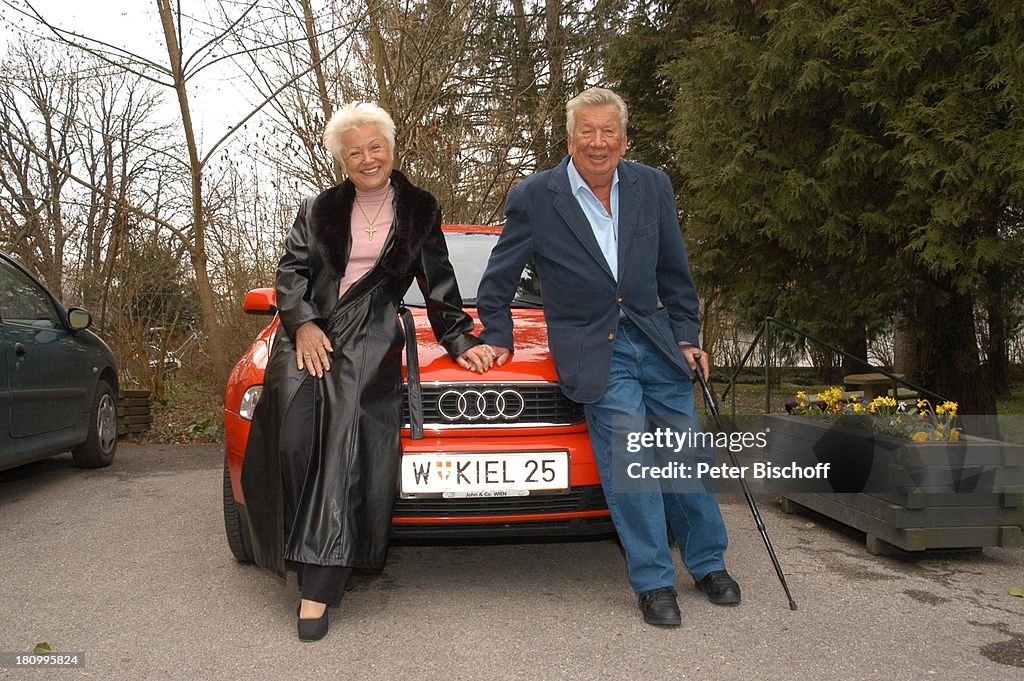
[14,342,27,357]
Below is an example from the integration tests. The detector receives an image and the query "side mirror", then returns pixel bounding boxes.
[67,307,93,331]
[243,288,278,316]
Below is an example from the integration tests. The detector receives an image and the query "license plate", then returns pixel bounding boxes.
[400,452,569,498]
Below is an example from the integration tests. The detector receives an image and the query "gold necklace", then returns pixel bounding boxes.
[355,190,389,240]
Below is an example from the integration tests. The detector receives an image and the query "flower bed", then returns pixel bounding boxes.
[765,411,1024,555]
[788,388,960,442]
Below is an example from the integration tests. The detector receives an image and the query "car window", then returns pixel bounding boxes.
[403,232,542,308]
[0,258,61,329]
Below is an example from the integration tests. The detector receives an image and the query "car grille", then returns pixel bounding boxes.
[403,382,584,427]
[393,486,607,516]
[390,485,612,538]
[390,517,613,538]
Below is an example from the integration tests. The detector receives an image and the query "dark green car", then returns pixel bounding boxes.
[1,252,119,471]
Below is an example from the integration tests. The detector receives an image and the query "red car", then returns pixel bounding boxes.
[222,225,611,561]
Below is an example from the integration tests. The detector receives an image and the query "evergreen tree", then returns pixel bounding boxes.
[610,0,1024,433]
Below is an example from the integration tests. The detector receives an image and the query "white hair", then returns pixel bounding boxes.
[566,87,629,137]
[322,102,397,161]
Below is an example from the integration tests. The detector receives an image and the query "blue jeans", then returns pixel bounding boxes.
[584,318,729,594]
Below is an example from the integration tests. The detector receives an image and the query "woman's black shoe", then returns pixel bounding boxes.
[297,606,329,642]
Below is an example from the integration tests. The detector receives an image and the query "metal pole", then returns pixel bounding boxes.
[695,355,798,611]
[764,318,773,415]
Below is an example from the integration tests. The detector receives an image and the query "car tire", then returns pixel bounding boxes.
[223,454,254,563]
[72,379,118,468]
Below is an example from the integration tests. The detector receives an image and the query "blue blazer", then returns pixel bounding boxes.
[478,156,701,404]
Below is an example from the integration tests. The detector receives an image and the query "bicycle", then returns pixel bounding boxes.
[124,321,206,385]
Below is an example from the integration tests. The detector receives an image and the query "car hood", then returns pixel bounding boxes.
[239,306,559,386]
[409,307,557,383]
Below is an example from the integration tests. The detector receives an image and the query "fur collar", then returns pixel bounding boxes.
[308,169,439,277]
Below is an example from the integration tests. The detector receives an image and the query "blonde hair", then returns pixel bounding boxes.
[566,87,628,137]
[322,102,396,161]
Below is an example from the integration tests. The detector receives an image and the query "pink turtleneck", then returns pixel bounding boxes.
[339,181,394,298]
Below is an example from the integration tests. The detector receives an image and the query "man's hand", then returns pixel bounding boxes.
[295,321,333,378]
[680,345,710,380]
[490,346,511,367]
[457,345,495,373]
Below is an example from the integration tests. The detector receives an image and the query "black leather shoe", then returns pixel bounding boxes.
[695,570,741,605]
[638,586,682,627]
[297,606,329,642]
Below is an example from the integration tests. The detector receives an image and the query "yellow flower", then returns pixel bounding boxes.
[868,396,897,413]
[790,387,958,442]
[817,386,846,413]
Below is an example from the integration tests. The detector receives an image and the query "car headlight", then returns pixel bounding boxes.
[239,386,263,421]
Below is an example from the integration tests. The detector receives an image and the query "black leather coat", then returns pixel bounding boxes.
[241,170,480,576]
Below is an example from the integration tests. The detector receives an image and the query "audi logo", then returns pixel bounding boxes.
[437,389,526,421]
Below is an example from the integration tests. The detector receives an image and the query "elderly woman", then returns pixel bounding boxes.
[241,102,493,642]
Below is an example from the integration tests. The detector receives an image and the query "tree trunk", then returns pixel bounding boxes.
[509,0,544,171]
[892,311,918,380]
[156,0,229,383]
[914,286,1000,440]
[543,0,566,168]
[840,327,868,376]
[984,273,1011,396]
[300,0,343,183]
[365,1,392,113]
[699,287,721,371]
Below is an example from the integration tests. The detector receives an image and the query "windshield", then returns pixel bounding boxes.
[403,232,542,308]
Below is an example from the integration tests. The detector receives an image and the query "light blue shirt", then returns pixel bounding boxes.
[567,157,619,281]
[566,158,691,347]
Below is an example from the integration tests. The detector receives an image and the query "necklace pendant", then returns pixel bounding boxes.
[366,225,376,240]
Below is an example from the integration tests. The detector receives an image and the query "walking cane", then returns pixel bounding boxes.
[693,354,798,611]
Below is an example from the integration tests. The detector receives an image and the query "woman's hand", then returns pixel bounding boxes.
[295,321,333,378]
[457,344,495,373]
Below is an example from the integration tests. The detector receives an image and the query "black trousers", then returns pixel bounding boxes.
[280,376,352,607]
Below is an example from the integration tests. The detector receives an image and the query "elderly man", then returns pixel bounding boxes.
[477,87,740,627]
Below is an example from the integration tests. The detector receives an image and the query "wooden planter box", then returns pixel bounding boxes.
[764,414,1024,554]
[117,388,153,437]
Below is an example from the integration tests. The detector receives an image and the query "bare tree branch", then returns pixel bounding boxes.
[11,0,174,86]
[181,0,261,75]
[199,8,368,166]
[0,117,195,248]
